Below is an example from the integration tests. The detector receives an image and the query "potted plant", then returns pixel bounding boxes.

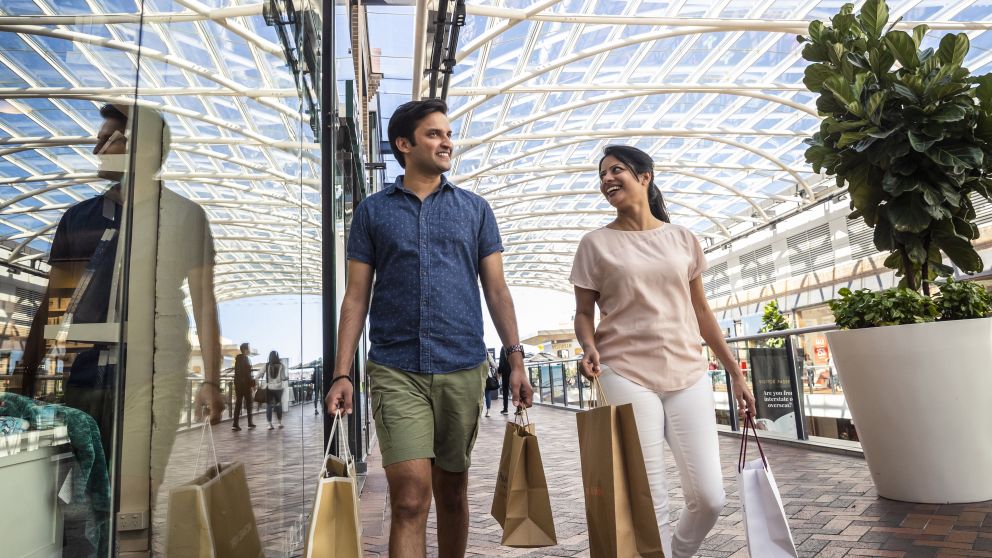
[801,0,992,503]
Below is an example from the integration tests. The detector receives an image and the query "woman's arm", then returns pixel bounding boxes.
[689,277,756,416]
[574,286,601,379]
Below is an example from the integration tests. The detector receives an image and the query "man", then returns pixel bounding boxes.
[232,342,256,430]
[325,99,533,558]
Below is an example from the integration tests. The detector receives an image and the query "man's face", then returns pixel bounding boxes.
[93,117,128,181]
[400,111,453,175]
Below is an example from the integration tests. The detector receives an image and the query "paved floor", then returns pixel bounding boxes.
[360,405,992,558]
[151,402,992,557]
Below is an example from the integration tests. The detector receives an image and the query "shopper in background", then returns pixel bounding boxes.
[484,352,499,417]
[259,350,288,429]
[232,343,256,431]
[497,345,512,415]
[571,145,756,558]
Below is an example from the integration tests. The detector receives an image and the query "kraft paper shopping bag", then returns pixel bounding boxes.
[305,411,362,558]
[491,409,557,547]
[576,378,664,558]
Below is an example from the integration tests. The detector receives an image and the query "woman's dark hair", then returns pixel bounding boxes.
[387,99,448,168]
[268,350,280,378]
[599,145,670,223]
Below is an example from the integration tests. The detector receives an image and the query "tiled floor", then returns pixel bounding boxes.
[360,405,992,558]
[152,402,992,557]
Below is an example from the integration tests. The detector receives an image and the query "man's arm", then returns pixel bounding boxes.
[479,251,533,408]
[325,259,374,414]
[189,256,224,423]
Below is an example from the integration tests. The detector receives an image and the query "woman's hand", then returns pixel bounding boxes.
[731,374,756,418]
[579,347,601,379]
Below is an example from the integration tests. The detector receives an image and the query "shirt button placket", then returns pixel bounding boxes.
[420,197,430,372]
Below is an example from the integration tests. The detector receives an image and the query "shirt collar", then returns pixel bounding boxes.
[387,174,454,195]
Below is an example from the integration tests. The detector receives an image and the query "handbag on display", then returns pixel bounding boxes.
[485,369,500,391]
[738,413,799,558]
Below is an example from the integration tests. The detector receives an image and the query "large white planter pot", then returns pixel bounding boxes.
[826,317,992,503]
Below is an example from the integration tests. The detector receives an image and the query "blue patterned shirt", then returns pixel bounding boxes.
[346,175,503,374]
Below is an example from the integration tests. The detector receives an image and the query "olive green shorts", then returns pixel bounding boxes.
[368,360,486,472]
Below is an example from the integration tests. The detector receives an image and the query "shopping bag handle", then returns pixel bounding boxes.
[737,413,769,473]
[193,421,221,479]
[319,410,354,479]
[513,406,530,426]
[590,376,609,407]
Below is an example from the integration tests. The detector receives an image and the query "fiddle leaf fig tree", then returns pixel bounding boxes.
[800,0,992,293]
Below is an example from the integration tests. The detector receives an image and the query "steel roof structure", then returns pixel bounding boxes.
[414,0,992,292]
[0,0,320,302]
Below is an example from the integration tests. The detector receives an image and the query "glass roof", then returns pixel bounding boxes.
[0,0,320,302]
[431,0,992,292]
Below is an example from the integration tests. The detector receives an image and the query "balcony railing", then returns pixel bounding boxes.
[526,323,859,446]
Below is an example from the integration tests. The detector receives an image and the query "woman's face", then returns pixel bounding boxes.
[599,155,649,210]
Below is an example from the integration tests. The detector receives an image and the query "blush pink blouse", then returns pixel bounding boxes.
[570,224,708,393]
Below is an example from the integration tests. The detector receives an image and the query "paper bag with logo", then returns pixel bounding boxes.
[577,378,664,558]
[490,409,557,547]
[166,425,263,558]
[305,410,362,558]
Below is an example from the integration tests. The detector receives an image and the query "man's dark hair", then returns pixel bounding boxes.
[99,103,172,170]
[240,342,249,353]
[387,99,448,168]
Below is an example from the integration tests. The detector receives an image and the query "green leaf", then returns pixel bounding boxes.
[935,233,984,272]
[882,173,921,196]
[937,33,970,67]
[908,130,937,152]
[859,0,888,39]
[913,24,929,48]
[803,63,835,91]
[974,74,992,108]
[873,216,894,250]
[866,91,888,119]
[809,20,825,42]
[885,31,920,69]
[887,193,933,233]
[838,130,870,148]
[928,145,983,170]
[929,104,967,122]
[891,82,919,103]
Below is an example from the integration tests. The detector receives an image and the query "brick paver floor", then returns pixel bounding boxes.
[150,401,992,557]
[360,405,992,558]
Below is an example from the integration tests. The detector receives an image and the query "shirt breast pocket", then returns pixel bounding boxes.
[436,208,476,249]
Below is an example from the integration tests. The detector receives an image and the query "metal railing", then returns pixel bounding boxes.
[526,323,860,446]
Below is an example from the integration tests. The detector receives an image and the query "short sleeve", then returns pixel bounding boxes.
[477,200,503,261]
[347,200,375,265]
[569,234,600,291]
[687,229,707,280]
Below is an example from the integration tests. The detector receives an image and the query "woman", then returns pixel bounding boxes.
[259,350,288,429]
[483,352,500,417]
[570,145,756,558]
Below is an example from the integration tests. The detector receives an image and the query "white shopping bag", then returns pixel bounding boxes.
[737,414,798,558]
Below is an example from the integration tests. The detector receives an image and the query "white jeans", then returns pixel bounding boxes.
[598,368,725,558]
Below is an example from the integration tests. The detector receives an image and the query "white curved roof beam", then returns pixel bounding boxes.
[170,0,284,59]
[0,86,297,98]
[498,208,761,226]
[0,26,301,121]
[0,4,265,26]
[455,0,562,64]
[463,3,989,32]
[462,132,813,197]
[4,223,59,263]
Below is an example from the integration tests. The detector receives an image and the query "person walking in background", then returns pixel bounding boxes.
[324,99,534,558]
[483,352,499,418]
[571,145,756,558]
[259,350,288,429]
[232,343,256,431]
[498,345,512,415]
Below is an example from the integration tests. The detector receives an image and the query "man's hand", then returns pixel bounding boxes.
[195,383,225,425]
[509,365,533,409]
[325,375,354,415]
